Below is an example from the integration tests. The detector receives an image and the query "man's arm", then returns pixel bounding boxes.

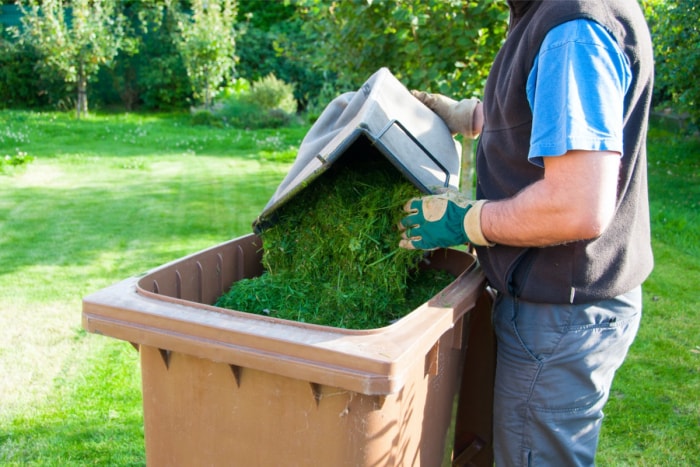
[480,149,620,247]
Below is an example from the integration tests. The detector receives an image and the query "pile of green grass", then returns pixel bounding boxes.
[216,155,454,329]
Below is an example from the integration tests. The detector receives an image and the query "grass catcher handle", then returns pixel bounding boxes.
[373,119,452,188]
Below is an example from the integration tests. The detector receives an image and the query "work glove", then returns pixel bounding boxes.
[411,90,480,139]
[398,190,493,250]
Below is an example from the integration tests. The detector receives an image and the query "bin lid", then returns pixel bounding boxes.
[253,68,461,232]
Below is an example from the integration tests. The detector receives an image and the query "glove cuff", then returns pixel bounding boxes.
[456,98,481,139]
[463,199,495,247]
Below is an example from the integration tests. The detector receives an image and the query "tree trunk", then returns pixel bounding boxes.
[205,82,211,110]
[76,70,88,119]
[204,64,212,110]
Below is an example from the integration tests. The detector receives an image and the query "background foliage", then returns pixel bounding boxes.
[0,1,698,126]
[0,33,64,108]
[294,0,508,99]
[102,0,191,111]
[642,0,700,126]
[235,0,322,111]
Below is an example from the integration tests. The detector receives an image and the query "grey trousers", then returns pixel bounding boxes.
[492,286,642,466]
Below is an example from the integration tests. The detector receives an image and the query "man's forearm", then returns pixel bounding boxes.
[480,150,620,247]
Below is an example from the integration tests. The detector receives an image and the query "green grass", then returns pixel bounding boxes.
[1,338,144,464]
[0,110,306,465]
[596,121,700,466]
[0,110,698,465]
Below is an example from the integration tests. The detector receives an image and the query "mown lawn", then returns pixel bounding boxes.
[0,110,698,465]
[0,110,306,465]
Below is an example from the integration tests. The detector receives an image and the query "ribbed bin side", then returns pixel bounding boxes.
[137,317,467,466]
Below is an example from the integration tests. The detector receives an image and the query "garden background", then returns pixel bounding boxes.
[1,0,698,465]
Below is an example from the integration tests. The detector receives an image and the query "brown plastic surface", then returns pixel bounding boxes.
[82,234,493,466]
[452,289,496,467]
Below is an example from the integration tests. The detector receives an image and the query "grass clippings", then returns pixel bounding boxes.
[216,153,454,329]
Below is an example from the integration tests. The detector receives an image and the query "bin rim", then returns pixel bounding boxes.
[82,234,486,395]
[134,246,478,337]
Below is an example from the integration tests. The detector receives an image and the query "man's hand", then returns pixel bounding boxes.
[399,191,493,250]
[412,90,481,139]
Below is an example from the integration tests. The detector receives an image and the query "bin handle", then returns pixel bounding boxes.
[370,119,452,188]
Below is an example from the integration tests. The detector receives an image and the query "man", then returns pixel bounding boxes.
[399,1,654,465]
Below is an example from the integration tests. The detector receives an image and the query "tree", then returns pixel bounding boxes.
[175,0,237,109]
[294,0,509,99]
[18,0,127,118]
[643,0,700,127]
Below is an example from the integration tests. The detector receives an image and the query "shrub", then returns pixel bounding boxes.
[215,74,297,129]
[218,99,289,129]
[246,73,297,115]
[190,109,224,127]
[0,30,64,109]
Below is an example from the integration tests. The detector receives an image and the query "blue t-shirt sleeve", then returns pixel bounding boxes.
[526,19,632,167]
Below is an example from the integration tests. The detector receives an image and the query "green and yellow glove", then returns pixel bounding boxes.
[398,191,493,250]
